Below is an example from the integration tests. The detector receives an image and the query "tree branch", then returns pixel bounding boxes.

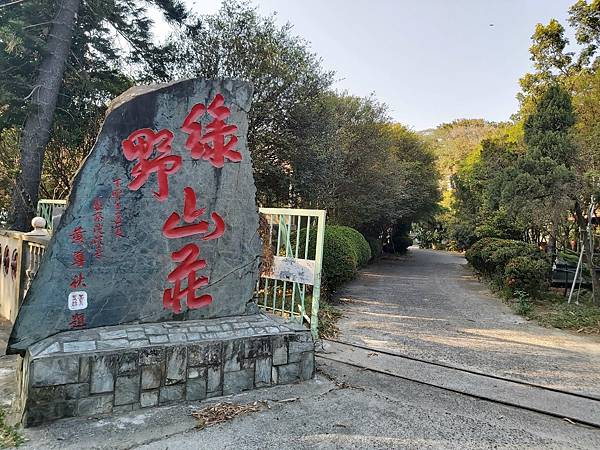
[23,21,52,30]
[0,0,29,9]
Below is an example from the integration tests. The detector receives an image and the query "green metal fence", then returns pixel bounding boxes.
[257,208,326,339]
[36,199,67,230]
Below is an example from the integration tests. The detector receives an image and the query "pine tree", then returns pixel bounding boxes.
[524,84,576,165]
[524,84,600,304]
[0,0,186,230]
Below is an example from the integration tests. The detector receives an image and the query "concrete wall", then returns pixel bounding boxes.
[0,231,49,323]
[0,230,25,322]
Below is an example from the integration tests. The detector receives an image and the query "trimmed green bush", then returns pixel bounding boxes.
[366,237,383,260]
[504,256,549,298]
[465,237,497,275]
[447,222,477,251]
[466,237,550,297]
[319,226,356,292]
[340,227,371,266]
[466,238,544,278]
[298,225,370,294]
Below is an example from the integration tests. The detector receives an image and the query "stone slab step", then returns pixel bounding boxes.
[320,341,600,427]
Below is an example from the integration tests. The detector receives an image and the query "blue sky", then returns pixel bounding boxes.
[155,0,575,130]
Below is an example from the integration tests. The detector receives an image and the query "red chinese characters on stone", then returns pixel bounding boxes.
[70,272,86,289]
[122,93,237,314]
[69,312,86,329]
[122,128,182,201]
[69,223,87,325]
[70,226,84,245]
[161,187,226,313]
[181,94,242,168]
[162,244,212,313]
[162,187,225,240]
[72,250,85,268]
[70,226,86,268]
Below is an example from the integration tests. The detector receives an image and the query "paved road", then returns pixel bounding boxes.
[5,248,600,449]
[335,247,600,398]
[18,359,600,450]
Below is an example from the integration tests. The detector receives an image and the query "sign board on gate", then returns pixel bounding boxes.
[264,256,315,285]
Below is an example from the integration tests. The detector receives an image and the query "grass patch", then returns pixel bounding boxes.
[317,301,342,339]
[476,271,600,335]
[0,407,23,448]
[507,289,600,334]
[529,292,600,334]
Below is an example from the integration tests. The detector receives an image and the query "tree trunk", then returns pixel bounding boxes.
[8,0,81,231]
[548,221,557,259]
[574,200,600,305]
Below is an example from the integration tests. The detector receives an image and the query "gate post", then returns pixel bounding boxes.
[311,210,326,339]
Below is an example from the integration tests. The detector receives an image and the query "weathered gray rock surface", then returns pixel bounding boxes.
[9,79,262,353]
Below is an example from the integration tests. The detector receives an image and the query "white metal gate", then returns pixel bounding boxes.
[257,208,326,338]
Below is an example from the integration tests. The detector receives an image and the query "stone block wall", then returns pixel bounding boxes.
[15,314,314,426]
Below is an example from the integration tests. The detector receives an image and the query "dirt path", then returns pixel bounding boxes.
[334,248,600,398]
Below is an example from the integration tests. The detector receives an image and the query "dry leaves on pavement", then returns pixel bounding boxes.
[192,401,268,429]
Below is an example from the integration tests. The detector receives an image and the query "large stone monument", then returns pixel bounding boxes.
[8,79,314,426]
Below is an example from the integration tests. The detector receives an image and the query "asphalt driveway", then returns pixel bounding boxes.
[334,248,600,398]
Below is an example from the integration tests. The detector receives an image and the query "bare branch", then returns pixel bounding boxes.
[0,0,29,9]
[23,21,52,30]
[23,84,41,101]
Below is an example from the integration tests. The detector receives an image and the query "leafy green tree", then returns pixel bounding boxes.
[492,86,576,254]
[291,93,439,238]
[0,0,186,230]
[4,0,81,231]
[384,124,440,239]
[154,0,333,205]
[569,0,600,67]
[425,119,498,189]
[448,126,526,248]
[524,84,576,164]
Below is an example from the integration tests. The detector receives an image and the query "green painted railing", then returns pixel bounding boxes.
[257,208,326,339]
[36,199,67,230]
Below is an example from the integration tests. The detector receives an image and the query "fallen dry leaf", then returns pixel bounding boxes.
[192,401,267,429]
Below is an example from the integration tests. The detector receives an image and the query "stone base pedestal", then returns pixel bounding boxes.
[14,314,314,427]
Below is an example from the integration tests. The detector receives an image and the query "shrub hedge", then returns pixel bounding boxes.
[393,235,413,254]
[466,237,550,297]
[366,236,383,260]
[342,227,371,266]
[504,256,549,297]
[298,225,370,294]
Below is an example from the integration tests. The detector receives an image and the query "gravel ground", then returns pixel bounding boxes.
[335,248,600,398]
[2,248,600,449]
[131,359,600,450]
